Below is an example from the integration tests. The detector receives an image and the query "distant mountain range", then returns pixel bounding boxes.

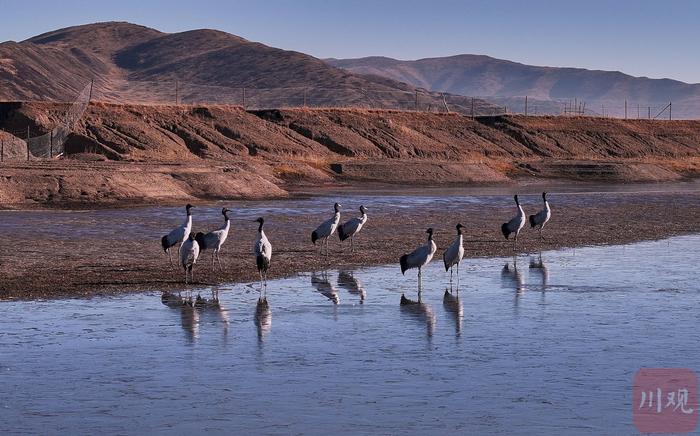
[0,22,495,113]
[328,55,700,118]
[1,22,699,118]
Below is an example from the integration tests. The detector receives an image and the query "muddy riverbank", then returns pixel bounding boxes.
[1,187,699,300]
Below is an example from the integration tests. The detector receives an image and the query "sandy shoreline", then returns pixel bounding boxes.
[1,187,699,301]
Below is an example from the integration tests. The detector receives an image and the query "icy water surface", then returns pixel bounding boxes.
[2,235,700,434]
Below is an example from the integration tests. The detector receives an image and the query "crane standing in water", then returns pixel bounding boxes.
[195,207,231,270]
[180,232,200,284]
[254,217,272,289]
[161,204,194,266]
[529,192,552,240]
[501,195,526,251]
[443,223,465,289]
[338,205,368,253]
[311,202,341,256]
[400,228,437,292]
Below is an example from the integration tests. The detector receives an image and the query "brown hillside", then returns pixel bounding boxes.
[0,22,497,112]
[1,102,699,206]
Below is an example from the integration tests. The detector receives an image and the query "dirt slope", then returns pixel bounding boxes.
[1,102,699,206]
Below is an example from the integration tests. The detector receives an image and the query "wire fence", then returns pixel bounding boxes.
[91,80,695,119]
[90,78,509,115]
[1,78,696,162]
[0,83,91,162]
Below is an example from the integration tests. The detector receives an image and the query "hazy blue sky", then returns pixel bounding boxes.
[2,0,699,83]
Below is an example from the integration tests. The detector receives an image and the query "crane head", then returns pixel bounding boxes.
[255,217,264,224]
[185,203,194,210]
[359,205,367,213]
[542,192,548,200]
[334,202,342,212]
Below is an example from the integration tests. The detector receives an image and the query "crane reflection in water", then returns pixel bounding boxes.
[161,290,229,343]
[336,269,366,304]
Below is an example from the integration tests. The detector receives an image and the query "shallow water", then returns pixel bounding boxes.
[2,235,700,434]
[2,180,699,241]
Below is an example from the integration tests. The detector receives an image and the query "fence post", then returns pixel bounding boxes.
[175,80,179,105]
[303,89,307,107]
[624,100,627,119]
[442,94,449,113]
[26,126,30,161]
[414,90,418,111]
[471,98,474,119]
[524,96,528,116]
[669,102,672,120]
[648,106,651,119]
[242,87,246,109]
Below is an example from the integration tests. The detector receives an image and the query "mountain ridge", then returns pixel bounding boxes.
[328,55,700,117]
[0,21,496,113]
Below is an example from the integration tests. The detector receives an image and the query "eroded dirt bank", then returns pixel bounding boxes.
[1,103,699,207]
[1,190,698,300]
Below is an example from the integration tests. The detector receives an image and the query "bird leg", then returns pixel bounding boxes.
[212,252,216,269]
[217,252,223,270]
[513,233,518,251]
[351,237,354,253]
[418,267,423,293]
[456,263,460,290]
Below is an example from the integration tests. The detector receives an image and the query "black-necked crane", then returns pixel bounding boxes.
[254,217,272,289]
[180,232,200,284]
[338,205,368,253]
[400,228,437,292]
[528,192,552,240]
[311,202,341,256]
[161,204,194,266]
[501,195,526,250]
[195,207,231,270]
[442,223,465,289]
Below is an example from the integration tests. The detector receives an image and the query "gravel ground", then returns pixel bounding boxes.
[1,189,699,300]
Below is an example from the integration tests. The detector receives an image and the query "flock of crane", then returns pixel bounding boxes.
[161,193,551,293]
